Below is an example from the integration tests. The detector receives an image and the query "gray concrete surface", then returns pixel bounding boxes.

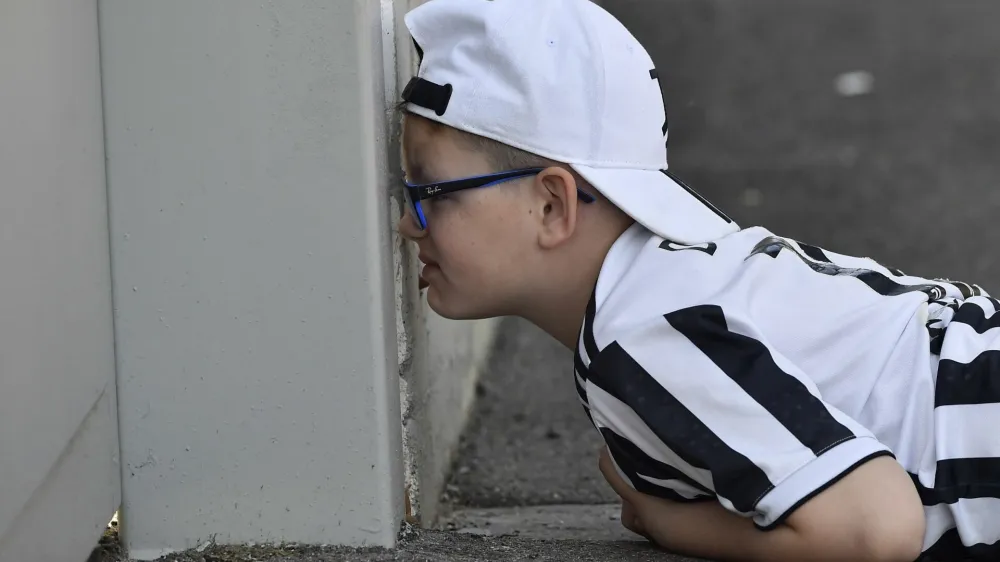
[92,526,699,562]
[440,505,635,542]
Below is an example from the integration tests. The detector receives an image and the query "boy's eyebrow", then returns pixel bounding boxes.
[406,162,429,183]
[401,142,428,182]
[405,152,439,184]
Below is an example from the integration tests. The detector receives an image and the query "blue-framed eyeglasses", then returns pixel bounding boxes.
[402,168,596,230]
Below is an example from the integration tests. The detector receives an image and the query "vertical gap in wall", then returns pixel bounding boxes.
[381,0,422,527]
[93,0,127,555]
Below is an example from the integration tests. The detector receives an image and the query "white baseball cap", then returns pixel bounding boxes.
[402,0,739,245]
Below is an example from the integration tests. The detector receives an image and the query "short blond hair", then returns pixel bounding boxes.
[457,129,555,171]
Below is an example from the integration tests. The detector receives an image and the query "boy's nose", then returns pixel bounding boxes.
[397,207,427,241]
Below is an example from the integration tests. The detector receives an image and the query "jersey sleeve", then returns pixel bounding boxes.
[585,303,893,529]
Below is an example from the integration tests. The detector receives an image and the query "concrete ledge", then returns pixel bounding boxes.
[387,0,503,529]
[400,314,499,526]
[440,504,635,542]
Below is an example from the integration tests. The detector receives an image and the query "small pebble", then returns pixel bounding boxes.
[834,70,874,96]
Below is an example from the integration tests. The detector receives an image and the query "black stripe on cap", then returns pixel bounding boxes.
[661,170,733,224]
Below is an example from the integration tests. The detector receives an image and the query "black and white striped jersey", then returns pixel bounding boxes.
[576,223,1000,560]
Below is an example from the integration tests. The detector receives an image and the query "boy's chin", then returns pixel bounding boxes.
[425,287,496,320]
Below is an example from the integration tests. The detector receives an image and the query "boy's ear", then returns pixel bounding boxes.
[532,166,581,249]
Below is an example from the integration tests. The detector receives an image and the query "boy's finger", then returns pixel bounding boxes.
[598,447,641,503]
[620,500,641,533]
[620,499,655,542]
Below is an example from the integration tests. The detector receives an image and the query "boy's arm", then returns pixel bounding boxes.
[600,449,925,562]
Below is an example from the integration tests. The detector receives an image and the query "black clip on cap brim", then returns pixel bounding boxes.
[401,77,453,117]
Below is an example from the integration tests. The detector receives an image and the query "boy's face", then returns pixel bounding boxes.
[398,115,540,320]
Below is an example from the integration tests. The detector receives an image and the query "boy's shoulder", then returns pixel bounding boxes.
[593,223,779,318]
[588,224,775,347]
[590,223,988,350]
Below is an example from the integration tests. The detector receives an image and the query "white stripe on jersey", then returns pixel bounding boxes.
[580,223,1000,559]
[935,403,1000,461]
[638,474,713,501]
[924,498,1000,556]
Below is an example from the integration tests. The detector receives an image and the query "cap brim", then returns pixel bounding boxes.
[571,165,739,245]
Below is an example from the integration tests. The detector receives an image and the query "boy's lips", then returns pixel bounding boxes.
[417,253,438,290]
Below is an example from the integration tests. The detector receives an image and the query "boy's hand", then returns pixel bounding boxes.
[598,447,668,545]
[619,498,648,540]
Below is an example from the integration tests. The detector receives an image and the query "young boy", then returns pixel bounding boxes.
[395,0,1000,560]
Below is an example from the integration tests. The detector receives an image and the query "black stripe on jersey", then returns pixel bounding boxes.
[937,458,1000,504]
[588,341,773,513]
[798,242,830,263]
[922,527,1000,561]
[573,373,587,404]
[926,321,945,356]
[583,291,599,361]
[954,281,975,299]
[659,240,718,256]
[573,351,594,425]
[908,472,937,505]
[952,301,1000,334]
[748,236,945,300]
[932,278,985,300]
[574,350,589,380]
[573,351,589,399]
[932,299,962,314]
[666,305,856,456]
[600,427,714,502]
[910,458,1000,505]
[935,351,1000,407]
